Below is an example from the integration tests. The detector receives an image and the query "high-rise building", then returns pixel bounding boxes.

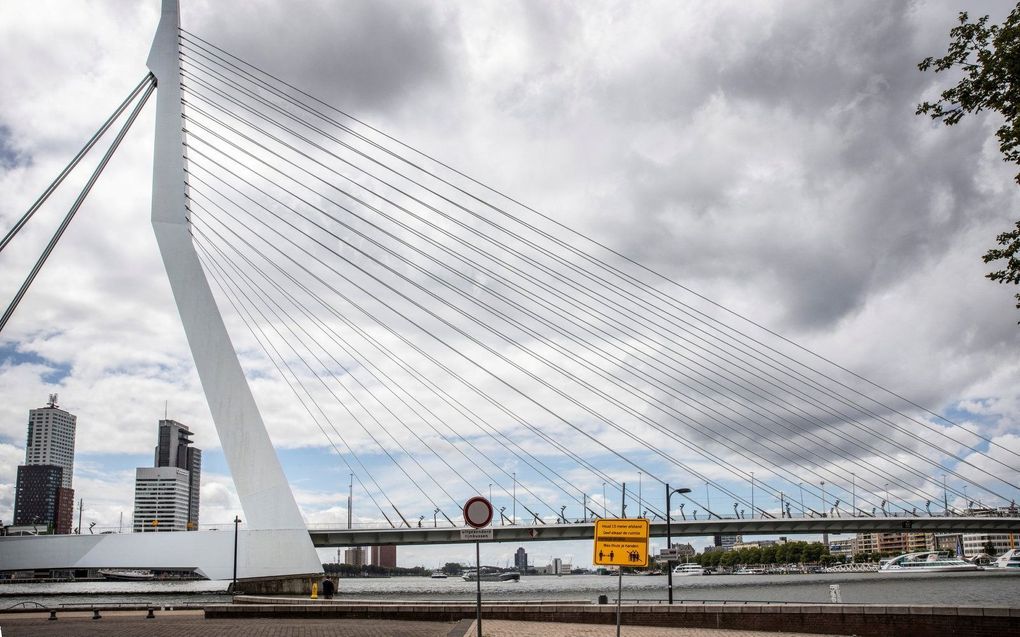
[854,532,931,555]
[514,547,528,572]
[132,467,191,532]
[370,544,397,568]
[714,534,742,550]
[24,394,76,488]
[132,419,202,531]
[13,396,76,534]
[344,547,366,567]
[934,532,1019,557]
[153,419,201,530]
[13,465,74,534]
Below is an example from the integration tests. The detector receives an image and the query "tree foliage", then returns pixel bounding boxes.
[918,6,1020,320]
[694,541,830,568]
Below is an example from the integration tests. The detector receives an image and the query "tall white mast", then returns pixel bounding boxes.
[146,0,314,553]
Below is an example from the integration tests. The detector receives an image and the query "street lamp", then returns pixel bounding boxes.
[602,482,607,518]
[512,472,516,525]
[665,484,692,605]
[851,473,856,518]
[750,472,754,519]
[232,515,242,591]
[638,471,643,518]
[798,482,805,517]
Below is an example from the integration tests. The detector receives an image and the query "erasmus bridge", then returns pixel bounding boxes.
[0,1,1018,587]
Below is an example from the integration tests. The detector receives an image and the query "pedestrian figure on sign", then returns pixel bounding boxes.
[321,577,335,599]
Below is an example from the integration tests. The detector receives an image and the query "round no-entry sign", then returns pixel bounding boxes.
[463,496,494,529]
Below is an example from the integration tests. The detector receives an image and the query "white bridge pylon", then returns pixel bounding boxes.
[148,0,320,575]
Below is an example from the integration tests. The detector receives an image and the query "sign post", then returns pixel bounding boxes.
[463,496,493,637]
[593,518,649,636]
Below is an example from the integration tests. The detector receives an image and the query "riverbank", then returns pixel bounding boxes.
[4,571,1020,608]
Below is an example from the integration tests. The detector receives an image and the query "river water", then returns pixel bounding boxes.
[2,571,1019,609]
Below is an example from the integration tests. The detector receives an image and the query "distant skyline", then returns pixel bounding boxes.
[1,1,1019,568]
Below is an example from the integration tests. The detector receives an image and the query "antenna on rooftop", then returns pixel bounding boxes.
[47,393,58,408]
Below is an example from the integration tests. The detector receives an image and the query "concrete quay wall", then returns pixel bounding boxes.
[208,601,1020,636]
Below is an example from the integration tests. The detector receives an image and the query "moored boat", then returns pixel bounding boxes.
[993,549,1020,569]
[462,571,520,582]
[878,551,981,574]
[671,563,706,576]
[430,571,448,579]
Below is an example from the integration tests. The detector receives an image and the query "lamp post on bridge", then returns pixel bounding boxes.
[666,484,692,605]
[750,472,754,519]
[638,471,642,518]
[798,482,805,517]
[851,473,856,518]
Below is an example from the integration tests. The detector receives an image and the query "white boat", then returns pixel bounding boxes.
[430,571,448,579]
[462,571,520,582]
[671,563,706,576]
[878,551,981,574]
[733,567,766,575]
[993,549,1020,569]
[99,569,156,581]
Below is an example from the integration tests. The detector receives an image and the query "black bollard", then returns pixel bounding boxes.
[147,607,156,619]
[48,610,57,621]
[598,594,609,605]
[92,609,101,620]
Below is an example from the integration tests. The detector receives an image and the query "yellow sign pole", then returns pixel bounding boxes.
[593,516,649,637]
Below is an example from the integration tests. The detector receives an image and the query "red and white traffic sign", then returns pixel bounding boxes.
[462,496,494,529]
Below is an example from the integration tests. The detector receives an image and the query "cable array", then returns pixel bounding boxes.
[0,74,155,334]
[172,30,1018,527]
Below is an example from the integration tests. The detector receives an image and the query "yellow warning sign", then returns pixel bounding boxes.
[593,518,649,567]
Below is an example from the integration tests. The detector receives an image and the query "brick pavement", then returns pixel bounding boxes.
[0,611,853,637]
[472,620,849,636]
[0,611,458,637]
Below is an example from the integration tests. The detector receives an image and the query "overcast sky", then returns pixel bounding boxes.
[1,0,1019,570]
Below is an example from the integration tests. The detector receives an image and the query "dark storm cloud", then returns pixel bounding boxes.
[594,2,1011,331]
[190,0,461,114]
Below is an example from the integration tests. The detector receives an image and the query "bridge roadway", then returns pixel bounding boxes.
[308,515,1020,547]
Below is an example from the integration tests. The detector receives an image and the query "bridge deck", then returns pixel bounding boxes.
[308,516,1020,547]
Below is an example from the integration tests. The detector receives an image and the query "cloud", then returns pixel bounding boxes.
[0,0,1018,564]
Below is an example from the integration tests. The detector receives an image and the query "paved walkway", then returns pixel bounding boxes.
[473,619,847,637]
[0,611,457,636]
[0,611,852,637]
